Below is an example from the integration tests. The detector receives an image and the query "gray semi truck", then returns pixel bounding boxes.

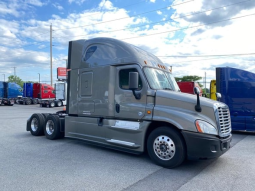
[26,38,232,168]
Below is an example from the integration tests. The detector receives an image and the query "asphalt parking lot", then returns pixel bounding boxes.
[0,104,254,191]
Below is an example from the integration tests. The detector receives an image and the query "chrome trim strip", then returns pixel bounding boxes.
[107,139,136,147]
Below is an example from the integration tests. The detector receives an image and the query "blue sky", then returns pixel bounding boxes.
[0,0,255,85]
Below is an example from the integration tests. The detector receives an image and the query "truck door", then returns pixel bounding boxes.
[114,65,147,120]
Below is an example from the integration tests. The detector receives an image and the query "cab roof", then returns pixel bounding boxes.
[69,37,170,72]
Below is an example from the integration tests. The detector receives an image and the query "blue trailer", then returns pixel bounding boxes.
[0,82,23,106]
[18,83,38,105]
[216,67,255,131]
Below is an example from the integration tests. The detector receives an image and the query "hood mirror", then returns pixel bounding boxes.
[216,92,221,101]
[193,87,202,112]
[194,87,200,95]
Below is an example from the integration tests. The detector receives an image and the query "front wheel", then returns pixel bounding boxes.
[147,127,186,168]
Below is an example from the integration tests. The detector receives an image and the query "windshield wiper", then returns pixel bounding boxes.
[163,88,172,90]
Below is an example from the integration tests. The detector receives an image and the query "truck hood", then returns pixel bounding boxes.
[154,90,225,125]
[156,90,219,107]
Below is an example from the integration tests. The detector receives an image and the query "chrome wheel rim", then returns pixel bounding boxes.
[153,135,175,160]
[50,102,55,107]
[57,102,62,107]
[46,120,54,135]
[31,118,38,132]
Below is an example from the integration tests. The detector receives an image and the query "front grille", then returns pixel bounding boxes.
[217,106,231,137]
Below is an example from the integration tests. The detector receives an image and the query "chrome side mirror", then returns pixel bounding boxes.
[193,87,201,112]
[129,72,141,100]
[216,93,221,99]
[194,87,200,95]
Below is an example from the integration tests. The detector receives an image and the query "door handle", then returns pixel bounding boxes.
[116,104,120,113]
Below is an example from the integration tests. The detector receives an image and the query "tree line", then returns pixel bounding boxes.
[7,75,36,87]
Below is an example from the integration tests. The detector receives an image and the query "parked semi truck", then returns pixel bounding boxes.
[215,67,255,131]
[32,83,56,107]
[177,81,202,96]
[54,82,67,107]
[26,38,232,168]
[18,83,39,105]
[0,82,23,106]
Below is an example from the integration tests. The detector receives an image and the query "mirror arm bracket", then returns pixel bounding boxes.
[195,94,202,112]
[132,90,141,100]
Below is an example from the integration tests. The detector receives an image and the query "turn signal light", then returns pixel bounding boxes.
[195,120,203,133]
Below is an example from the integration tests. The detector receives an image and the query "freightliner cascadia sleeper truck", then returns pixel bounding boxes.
[26,38,232,168]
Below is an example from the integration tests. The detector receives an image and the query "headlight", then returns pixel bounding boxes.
[195,120,218,135]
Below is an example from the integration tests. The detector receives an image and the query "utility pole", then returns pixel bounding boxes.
[205,72,206,90]
[38,73,40,83]
[12,67,16,83]
[50,24,53,86]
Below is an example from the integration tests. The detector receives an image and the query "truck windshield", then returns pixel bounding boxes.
[144,67,179,91]
[165,72,180,92]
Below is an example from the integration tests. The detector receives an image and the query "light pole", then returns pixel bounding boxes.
[38,73,40,83]
[2,74,5,82]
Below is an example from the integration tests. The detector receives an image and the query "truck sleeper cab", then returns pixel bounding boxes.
[33,83,56,107]
[18,83,38,105]
[0,82,22,106]
[26,38,232,168]
[54,82,67,107]
[216,67,255,131]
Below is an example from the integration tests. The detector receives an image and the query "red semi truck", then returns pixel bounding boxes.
[177,82,203,96]
[33,83,56,107]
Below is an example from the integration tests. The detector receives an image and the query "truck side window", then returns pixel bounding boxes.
[84,46,97,61]
[44,90,48,93]
[44,86,48,89]
[119,68,142,90]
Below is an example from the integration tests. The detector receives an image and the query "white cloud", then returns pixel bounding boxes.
[53,3,63,10]
[68,0,86,5]
[157,11,162,15]
[25,0,44,7]
[99,0,114,10]
[150,0,156,3]
[0,2,19,17]
[0,0,46,18]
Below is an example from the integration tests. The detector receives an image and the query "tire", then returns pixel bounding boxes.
[28,113,45,136]
[50,102,55,108]
[44,115,64,140]
[8,100,13,106]
[42,113,49,120]
[147,127,186,168]
[25,99,31,105]
[57,101,62,107]
[32,99,38,104]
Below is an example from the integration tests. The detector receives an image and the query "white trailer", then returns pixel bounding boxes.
[54,82,67,107]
